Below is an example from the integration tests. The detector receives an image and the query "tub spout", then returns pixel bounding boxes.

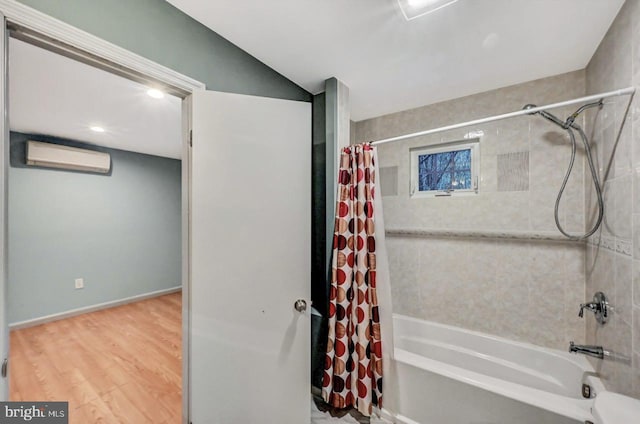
[569,341,607,359]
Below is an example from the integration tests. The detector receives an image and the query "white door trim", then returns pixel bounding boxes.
[0,10,8,403]
[0,1,203,423]
[0,0,205,94]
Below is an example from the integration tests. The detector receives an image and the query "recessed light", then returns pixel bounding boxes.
[399,0,459,20]
[147,88,165,99]
[90,126,105,133]
[407,0,431,7]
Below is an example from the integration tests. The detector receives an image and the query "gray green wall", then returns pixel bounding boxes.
[8,132,181,324]
[311,93,326,388]
[17,0,311,102]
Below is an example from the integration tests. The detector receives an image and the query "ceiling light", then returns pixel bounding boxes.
[147,88,165,99]
[407,0,432,7]
[90,126,105,133]
[399,0,459,20]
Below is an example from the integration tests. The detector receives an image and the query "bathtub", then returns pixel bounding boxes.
[382,314,605,424]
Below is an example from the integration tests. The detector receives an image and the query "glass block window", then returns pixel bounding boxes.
[410,139,479,197]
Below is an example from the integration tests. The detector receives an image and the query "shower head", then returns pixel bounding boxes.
[522,104,567,129]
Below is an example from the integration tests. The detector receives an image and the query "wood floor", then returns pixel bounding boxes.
[9,292,182,424]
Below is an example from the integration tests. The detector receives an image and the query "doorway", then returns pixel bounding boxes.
[7,36,184,423]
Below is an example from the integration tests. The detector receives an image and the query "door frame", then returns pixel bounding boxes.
[0,1,204,422]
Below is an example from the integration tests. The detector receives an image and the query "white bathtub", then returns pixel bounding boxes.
[382,314,605,424]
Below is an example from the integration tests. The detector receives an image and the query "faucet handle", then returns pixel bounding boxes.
[578,292,609,324]
[578,303,592,318]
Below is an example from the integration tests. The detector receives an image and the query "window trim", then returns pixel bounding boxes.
[410,138,480,198]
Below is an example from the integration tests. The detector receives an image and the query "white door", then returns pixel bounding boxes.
[189,90,311,423]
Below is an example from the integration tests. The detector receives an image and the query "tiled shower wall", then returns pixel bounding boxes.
[353,71,588,350]
[584,0,640,398]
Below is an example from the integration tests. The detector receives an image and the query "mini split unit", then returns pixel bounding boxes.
[26,140,111,174]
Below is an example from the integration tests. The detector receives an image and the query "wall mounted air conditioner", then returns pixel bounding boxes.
[26,141,111,174]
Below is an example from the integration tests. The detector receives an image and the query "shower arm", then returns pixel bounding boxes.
[565,100,604,128]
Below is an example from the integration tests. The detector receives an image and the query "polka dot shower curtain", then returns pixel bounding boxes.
[322,143,383,417]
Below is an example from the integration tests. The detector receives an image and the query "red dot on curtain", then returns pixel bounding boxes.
[365,202,374,218]
[338,202,349,217]
[337,269,347,284]
[347,253,354,267]
[358,381,368,398]
[367,236,376,252]
[357,236,365,250]
[340,170,350,185]
[372,305,380,322]
[323,372,331,387]
[328,303,336,317]
[346,391,354,405]
[348,219,355,234]
[357,168,364,182]
[324,355,332,371]
[337,235,347,250]
[357,307,365,323]
[329,285,337,300]
[370,271,377,288]
[374,342,382,357]
[336,340,346,356]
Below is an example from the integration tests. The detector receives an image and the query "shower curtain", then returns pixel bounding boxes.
[322,142,388,417]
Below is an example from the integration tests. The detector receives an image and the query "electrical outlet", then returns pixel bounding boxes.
[75,278,84,289]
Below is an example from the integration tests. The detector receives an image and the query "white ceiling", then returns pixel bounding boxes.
[9,38,182,159]
[167,0,625,121]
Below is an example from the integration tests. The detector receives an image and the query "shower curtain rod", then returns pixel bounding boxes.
[371,86,636,146]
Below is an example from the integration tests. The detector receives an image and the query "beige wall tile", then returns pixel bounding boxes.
[357,70,587,350]
[584,0,639,398]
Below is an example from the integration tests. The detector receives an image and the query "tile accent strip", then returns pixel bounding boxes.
[386,228,585,243]
[587,235,632,256]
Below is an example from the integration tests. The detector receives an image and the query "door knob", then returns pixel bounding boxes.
[294,299,307,313]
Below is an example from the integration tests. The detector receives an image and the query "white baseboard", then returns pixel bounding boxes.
[9,286,182,330]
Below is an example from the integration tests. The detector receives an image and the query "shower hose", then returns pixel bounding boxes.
[555,122,604,240]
